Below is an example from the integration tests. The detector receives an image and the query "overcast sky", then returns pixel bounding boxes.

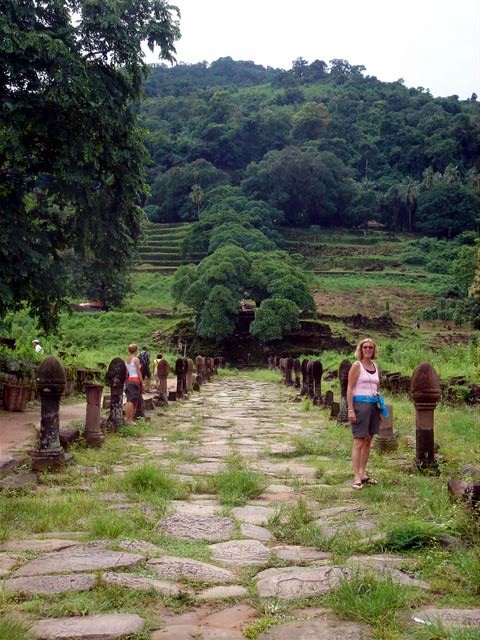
[147,0,479,99]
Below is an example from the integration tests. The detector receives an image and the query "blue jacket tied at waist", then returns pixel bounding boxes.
[353,394,390,418]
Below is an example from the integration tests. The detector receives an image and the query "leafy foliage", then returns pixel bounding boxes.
[0,0,180,331]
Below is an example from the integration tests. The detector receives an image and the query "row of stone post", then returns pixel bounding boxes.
[31,353,223,471]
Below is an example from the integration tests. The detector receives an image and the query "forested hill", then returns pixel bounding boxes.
[140,57,480,236]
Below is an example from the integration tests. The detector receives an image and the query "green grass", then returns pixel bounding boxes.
[120,463,188,500]
[208,457,268,506]
[0,617,34,640]
[327,572,418,633]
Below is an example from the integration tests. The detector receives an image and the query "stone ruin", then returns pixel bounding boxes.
[105,357,127,431]
[411,362,441,471]
[337,359,351,424]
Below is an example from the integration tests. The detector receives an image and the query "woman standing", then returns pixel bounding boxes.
[125,343,143,424]
[347,338,388,490]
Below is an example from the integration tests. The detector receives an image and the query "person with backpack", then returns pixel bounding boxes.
[139,346,151,393]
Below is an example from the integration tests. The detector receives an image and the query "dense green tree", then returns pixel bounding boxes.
[450,245,478,296]
[0,0,179,330]
[250,298,301,342]
[416,183,480,237]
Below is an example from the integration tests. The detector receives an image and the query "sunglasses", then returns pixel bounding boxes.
[362,345,374,350]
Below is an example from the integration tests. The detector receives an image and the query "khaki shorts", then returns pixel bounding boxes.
[351,401,380,438]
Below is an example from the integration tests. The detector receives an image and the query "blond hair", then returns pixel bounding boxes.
[127,343,138,354]
[354,338,378,360]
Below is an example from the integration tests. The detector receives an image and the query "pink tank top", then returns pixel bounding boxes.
[352,362,379,396]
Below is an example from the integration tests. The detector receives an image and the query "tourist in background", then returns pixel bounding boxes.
[32,339,44,354]
[347,337,388,490]
[125,343,143,424]
[152,352,163,392]
[139,345,151,393]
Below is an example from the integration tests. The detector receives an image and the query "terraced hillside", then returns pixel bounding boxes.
[135,222,204,274]
[279,227,443,325]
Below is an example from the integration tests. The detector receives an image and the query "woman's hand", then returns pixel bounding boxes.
[348,409,356,423]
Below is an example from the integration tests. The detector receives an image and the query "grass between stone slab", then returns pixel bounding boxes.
[203,454,268,506]
[0,616,34,640]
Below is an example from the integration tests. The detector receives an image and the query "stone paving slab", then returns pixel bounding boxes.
[209,539,271,566]
[5,574,97,595]
[239,523,274,541]
[151,625,245,639]
[411,607,480,628]
[177,462,226,475]
[271,545,332,563]
[0,553,18,576]
[102,572,186,595]
[256,565,350,599]
[32,613,145,639]
[232,505,274,525]
[197,585,248,600]
[159,513,235,541]
[0,539,82,553]
[148,556,236,584]
[14,548,144,577]
[171,500,221,516]
[258,618,374,639]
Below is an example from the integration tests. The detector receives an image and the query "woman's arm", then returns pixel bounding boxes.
[347,361,361,421]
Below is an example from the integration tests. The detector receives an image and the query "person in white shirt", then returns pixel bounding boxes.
[32,339,44,354]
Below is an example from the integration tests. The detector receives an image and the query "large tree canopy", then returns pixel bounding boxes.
[0,0,180,330]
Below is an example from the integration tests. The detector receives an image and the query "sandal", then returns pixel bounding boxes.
[361,477,378,485]
[352,481,363,490]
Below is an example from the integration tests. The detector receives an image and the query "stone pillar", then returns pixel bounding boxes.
[307,360,315,400]
[106,358,127,432]
[285,358,294,386]
[186,358,194,393]
[301,359,309,395]
[182,358,189,396]
[268,354,275,370]
[324,390,334,407]
[32,356,66,472]
[279,358,286,383]
[411,363,441,470]
[213,357,220,374]
[338,359,351,424]
[311,360,323,404]
[175,358,185,399]
[84,383,104,447]
[274,355,281,370]
[157,359,170,403]
[205,357,213,381]
[374,404,398,452]
[293,359,301,388]
[195,355,205,385]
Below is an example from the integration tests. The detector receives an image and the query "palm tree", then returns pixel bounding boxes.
[397,178,420,232]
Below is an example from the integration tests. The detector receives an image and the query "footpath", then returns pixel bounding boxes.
[0,376,479,639]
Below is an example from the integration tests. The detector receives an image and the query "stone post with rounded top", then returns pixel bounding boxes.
[311,360,323,404]
[195,355,204,385]
[175,358,185,399]
[411,362,441,470]
[84,383,105,447]
[106,358,127,431]
[185,358,194,393]
[338,359,351,423]
[293,359,301,388]
[157,358,169,403]
[301,359,309,396]
[32,356,66,471]
[284,358,294,386]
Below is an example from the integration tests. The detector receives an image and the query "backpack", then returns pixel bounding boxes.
[139,351,150,377]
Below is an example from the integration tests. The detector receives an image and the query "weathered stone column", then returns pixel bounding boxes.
[312,360,323,404]
[307,360,315,400]
[284,358,294,386]
[186,358,194,393]
[32,357,66,472]
[175,358,185,400]
[182,358,189,397]
[195,355,205,385]
[293,359,301,388]
[205,357,213,381]
[279,358,286,383]
[268,354,275,370]
[84,383,105,447]
[324,390,334,407]
[213,357,220,374]
[338,359,351,423]
[106,358,127,432]
[374,404,398,451]
[411,362,441,470]
[301,359,309,395]
[157,359,170,404]
[274,355,281,370]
